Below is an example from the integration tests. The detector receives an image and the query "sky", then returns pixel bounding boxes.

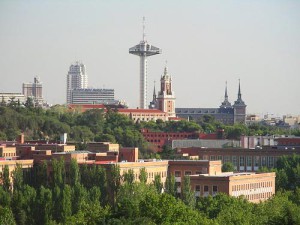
[0,0,299,117]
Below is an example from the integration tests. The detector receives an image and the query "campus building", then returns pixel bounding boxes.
[175,81,247,124]
[175,146,300,172]
[190,172,276,203]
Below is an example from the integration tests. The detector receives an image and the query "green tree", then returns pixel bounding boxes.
[36,186,53,225]
[222,162,235,172]
[153,174,163,194]
[0,206,16,225]
[182,175,195,208]
[139,167,148,184]
[165,174,176,197]
[2,165,11,192]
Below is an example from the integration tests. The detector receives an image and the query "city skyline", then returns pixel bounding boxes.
[0,0,299,116]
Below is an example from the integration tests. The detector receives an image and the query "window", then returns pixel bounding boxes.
[185,171,192,176]
[254,156,260,167]
[261,157,267,167]
[239,156,245,167]
[175,171,181,177]
[195,185,201,192]
[204,185,209,192]
[246,156,252,167]
[213,186,218,192]
[232,156,237,167]
[224,155,230,163]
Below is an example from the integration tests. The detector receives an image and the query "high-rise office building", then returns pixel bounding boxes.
[22,76,44,105]
[70,88,115,104]
[66,62,88,104]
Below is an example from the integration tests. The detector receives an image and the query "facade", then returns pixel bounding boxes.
[176,81,246,125]
[22,76,44,105]
[66,62,88,104]
[117,108,168,122]
[190,172,276,203]
[70,88,115,104]
[0,93,26,105]
[172,139,241,149]
[129,18,161,109]
[176,146,300,172]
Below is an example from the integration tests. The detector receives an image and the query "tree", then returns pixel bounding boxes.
[12,164,23,191]
[0,206,16,225]
[36,186,53,225]
[69,159,80,186]
[153,174,163,194]
[2,165,11,192]
[182,175,195,208]
[165,174,176,197]
[139,167,148,184]
[222,162,235,172]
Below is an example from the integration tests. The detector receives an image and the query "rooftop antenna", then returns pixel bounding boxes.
[142,16,146,42]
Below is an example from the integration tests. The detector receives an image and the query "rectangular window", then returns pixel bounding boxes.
[213,186,218,192]
[261,157,267,167]
[185,171,192,176]
[239,156,245,166]
[224,155,230,163]
[195,185,201,192]
[254,156,260,167]
[204,185,209,192]
[268,156,274,168]
[175,171,181,177]
[232,156,237,167]
[246,156,252,167]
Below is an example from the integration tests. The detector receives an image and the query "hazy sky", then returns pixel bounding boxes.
[0,0,299,116]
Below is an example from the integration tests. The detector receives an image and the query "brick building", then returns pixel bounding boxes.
[190,172,276,203]
[176,146,300,172]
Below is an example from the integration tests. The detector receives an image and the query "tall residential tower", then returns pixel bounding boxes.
[66,62,88,104]
[129,18,161,109]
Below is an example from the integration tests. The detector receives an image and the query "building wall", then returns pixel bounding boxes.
[178,147,300,172]
[0,93,26,105]
[0,147,16,157]
[118,109,168,122]
[87,142,119,152]
[190,172,276,203]
[70,88,115,104]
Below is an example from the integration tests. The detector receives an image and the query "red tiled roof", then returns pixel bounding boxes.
[68,104,106,109]
[118,108,166,114]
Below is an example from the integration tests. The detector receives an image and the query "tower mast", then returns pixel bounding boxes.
[129,17,161,109]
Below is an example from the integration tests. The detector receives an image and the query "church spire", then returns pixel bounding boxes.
[225,81,228,99]
[153,81,156,101]
[220,81,231,108]
[238,79,242,100]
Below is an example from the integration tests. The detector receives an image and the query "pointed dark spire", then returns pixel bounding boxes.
[153,81,156,101]
[225,81,228,99]
[220,81,231,108]
[238,79,241,100]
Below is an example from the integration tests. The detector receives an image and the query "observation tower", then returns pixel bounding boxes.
[129,17,161,109]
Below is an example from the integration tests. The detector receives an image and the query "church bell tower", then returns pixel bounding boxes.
[156,66,176,117]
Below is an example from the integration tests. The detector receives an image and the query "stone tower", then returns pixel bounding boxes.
[233,80,247,123]
[156,66,176,117]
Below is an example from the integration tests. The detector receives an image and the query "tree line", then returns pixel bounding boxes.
[1,156,300,224]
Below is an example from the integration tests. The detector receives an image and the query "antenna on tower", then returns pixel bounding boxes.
[142,16,146,41]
